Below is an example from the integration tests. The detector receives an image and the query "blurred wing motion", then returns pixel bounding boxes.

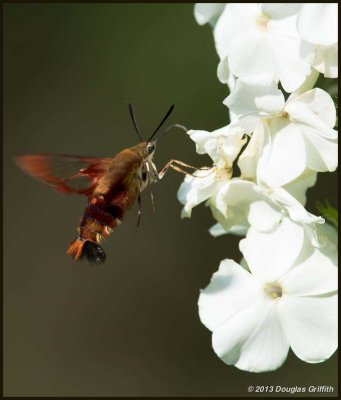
[15,154,111,196]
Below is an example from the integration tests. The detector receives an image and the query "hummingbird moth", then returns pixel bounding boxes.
[16,103,193,264]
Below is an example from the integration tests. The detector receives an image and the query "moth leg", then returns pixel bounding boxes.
[147,161,159,183]
[158,159,206,180]
[136,194,142,231]
[145,162,157,212]
[149,185,156,212]
[170,159,199,170]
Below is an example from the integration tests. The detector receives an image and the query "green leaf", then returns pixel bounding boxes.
[316,200,338,229]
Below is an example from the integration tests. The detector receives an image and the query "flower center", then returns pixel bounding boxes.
[214,166,232,181]
[256,14,269,32]
[264,282,283,299]
[278,110,289,119]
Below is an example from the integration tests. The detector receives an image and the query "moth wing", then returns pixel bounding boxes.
[15,154,112,195]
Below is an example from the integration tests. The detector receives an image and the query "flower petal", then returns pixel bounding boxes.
[282,170,317,205]
[209,222,248,237]
[212,179,282,232]
[301,128,338,172]
[194,3,225,26]
[315,44,338,78]
[317,223,338,249]
[238,120,267,180]
[188,130,214,155]
[188,125,246,166]
[267,29,311,92]
[178,169,221,218]
[297,4,338,46]
[217,57,237,92]
[198,259,258,331]
[213,300,290,372]
[228,34,278,83]
[257,118,307,187]
[271,187,324,225]
[285,89,337,138]
[261,3,301,20]
[217,56,230,84]
[278,294,338,363]
[224,76,284,133]
[280,245,338,296]
[213,3,259,59]
[300,42,338,79]
[292,68,320,97]
[240,217,305,282]
[248,199,282,232]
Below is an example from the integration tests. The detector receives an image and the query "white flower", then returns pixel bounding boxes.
[213,3,311,92]
[178,115,324,235]
[297,4,338,46]
[298,4,338,78]
[209,171,323,237]
[225,77,338,187]
[216,58,237,121]
[178,125,246,217]
[189,126,246,165]
[217,57,236,94]
[308,44,338,78]
[178,168,226,219]
[194,3,226,26]
[198,218,338,372]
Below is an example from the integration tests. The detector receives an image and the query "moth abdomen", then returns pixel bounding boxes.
[67,204,122,263]
[82,240,106,265]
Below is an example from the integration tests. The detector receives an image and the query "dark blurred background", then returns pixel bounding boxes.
[3,4,338,397]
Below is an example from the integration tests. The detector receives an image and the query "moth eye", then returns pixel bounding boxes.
[146,143,155,154]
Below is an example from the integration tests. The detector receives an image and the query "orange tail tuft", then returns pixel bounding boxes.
[67,238,86,260]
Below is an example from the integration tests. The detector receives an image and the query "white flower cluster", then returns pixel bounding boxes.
[180,3,338,372]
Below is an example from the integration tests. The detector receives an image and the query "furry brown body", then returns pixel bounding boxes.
[67,144,151,263]
[17,142,159,264]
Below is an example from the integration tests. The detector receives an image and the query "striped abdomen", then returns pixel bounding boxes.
[67,152,143,264]
[67,204,123,264]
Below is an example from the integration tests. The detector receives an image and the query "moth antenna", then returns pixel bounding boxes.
[147,104,175,143]
[128,102,143,142]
